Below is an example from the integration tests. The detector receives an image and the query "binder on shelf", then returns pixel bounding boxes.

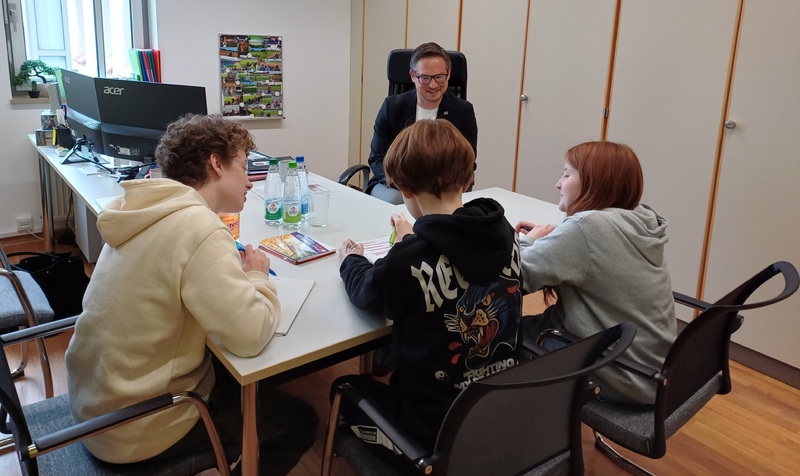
[129,48,161,82]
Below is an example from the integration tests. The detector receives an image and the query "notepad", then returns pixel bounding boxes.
[96,195,121,209]
[271,276,315,335]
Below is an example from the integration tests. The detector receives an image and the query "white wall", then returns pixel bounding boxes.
[0,0,354,237]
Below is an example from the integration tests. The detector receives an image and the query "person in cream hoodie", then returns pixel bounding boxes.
[66,114,317,475]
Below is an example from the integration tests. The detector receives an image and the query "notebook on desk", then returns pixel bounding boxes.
[271,276,315,336]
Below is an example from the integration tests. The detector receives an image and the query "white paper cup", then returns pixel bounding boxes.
[308,190,331,227]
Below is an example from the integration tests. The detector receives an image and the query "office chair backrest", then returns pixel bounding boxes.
[427,322,636,476]
[387,48,468,100]
[659,261,799,420]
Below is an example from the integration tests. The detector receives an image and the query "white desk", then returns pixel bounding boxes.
[463,187,565,227]
[30,135,123,261]
[213,179,562,475]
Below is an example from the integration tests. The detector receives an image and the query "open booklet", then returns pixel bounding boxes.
[360,236,393,264]
[271,276,315,336]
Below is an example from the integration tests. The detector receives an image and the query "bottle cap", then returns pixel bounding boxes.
[295,155,304,163]
[288,161,297,169]
[269,158,278,165]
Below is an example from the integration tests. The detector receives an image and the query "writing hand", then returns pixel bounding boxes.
[515,221,536,235]
[390,213,413,243]
[240,244,272,275]
[338,239,364,263]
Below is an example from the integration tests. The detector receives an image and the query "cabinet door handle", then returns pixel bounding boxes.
[520,94,529,102]
[724,120,736,130]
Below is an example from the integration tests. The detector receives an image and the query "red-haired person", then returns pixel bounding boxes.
[516,141,677,405]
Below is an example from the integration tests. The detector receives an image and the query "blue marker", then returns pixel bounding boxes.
[236,241,277,276]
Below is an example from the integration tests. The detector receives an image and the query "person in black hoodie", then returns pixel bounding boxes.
[334,119,523,456]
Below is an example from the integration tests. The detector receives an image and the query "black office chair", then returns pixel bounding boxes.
[574,261,799,476]
[338,48,468,192]
[322,322,637,476]
[0,317,236,475]
[0,244,56,398]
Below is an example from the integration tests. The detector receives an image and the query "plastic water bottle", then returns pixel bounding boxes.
[264,158,282,226]
[295,155,310,219]
[282,161,302,229]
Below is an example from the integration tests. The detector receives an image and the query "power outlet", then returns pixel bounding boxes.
[16,214,33,232]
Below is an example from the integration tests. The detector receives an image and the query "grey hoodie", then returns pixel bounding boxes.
[519,204,676,404]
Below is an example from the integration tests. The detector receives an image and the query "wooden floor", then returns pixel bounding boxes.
[2,234,799,475]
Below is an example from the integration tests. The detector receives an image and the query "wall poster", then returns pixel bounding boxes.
[219,34,283,119]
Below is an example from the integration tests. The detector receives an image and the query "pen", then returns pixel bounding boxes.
[237,241,277,276]
[388,226,397,246]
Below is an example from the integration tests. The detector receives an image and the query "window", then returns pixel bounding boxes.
[3,0,148,92]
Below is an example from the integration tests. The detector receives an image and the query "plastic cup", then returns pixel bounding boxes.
[308,190,331,227]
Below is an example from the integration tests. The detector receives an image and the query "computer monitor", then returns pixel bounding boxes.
[60,69,105,156]
[95,77,207,163]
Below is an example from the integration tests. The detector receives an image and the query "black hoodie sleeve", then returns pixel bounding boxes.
[339,254,385,312]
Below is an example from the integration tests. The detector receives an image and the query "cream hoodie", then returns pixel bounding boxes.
[66,178,280,463]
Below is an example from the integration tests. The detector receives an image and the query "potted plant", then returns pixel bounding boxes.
[12,59,56,98]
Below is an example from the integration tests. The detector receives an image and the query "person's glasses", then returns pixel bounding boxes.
[413,72,448,85]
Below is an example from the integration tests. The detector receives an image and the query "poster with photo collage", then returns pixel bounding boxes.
[219,34,283,119]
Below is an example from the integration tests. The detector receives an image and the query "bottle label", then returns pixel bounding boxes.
[283,201,301,223]
[265,200,282,221]
[219,213,240,240]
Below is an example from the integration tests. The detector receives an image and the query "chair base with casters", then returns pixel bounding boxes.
[322,322,637,476]
[0,317,236,476]
[574,261,799,475]
[1,243,57,399]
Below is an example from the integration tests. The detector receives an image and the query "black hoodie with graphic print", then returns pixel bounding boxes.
[340,197,523,448]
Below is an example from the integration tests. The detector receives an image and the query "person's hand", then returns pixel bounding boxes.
[240,244,271,275]
[338,239,364,263]
[390,213,413,243]
[515,221,536,235]
[515,221,555,239]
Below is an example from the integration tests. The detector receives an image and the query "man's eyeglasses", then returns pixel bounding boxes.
[413,72,448,85]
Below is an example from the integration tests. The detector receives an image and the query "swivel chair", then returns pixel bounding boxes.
[0,244,56,398]
[338,48,468,192]
[0,317,235,475]
[537,261,799,476]
[322,322,636,476]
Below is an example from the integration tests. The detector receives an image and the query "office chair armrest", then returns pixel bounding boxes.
[0,316,78,346]
[533,327,665,384]
[672,291,711,312]
[338,164,370,191]
[338,383,430,463]
[32,393,175,454]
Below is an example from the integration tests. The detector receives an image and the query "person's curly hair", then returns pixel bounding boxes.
[155,114,255,186]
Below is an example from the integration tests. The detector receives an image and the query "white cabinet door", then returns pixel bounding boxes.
[515,0,616,203]
[705,0,800,367]
[407,0,460,50]
[461,0,528,190]
[359,1,408,168]
[606,1,738,310]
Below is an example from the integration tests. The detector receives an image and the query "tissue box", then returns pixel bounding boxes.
[34,128,53,146]
[40,110,58,130]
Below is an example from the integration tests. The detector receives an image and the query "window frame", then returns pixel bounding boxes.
[3,0,150,96]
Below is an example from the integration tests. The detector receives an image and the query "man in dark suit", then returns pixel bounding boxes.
[367,42,478,204]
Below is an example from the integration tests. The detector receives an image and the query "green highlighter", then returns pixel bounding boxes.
[389,226,397,246]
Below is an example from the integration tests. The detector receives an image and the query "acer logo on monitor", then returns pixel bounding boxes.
[103,86,124,95]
